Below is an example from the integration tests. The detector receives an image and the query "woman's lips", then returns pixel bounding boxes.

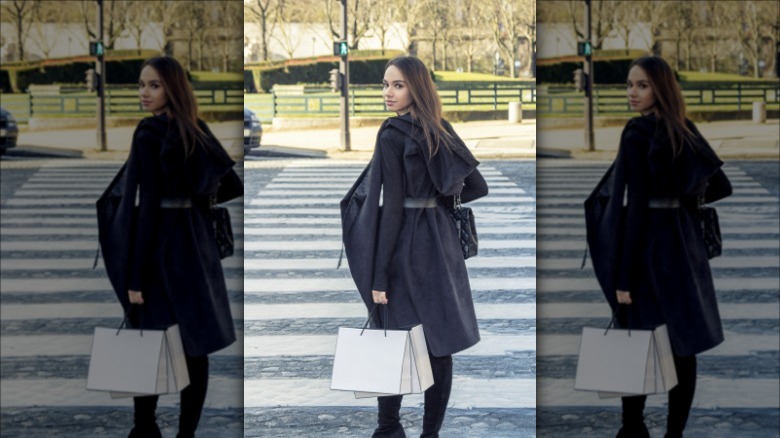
[385,101,395,106]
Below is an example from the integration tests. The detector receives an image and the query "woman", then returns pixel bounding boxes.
[97,56,242,438]
[341,56,488,437]
[585,56,732,437]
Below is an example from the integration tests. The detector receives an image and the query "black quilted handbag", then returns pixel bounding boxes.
[449,193,478,259]
[699,205,722,259]
[210,194,234,259]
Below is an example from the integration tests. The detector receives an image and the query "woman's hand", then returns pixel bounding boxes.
[616,290,632,305]
[372,290,388,305]
[128,290,144,305]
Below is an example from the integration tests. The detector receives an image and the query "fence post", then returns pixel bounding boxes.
[493,83,498,111]
[272,90,277,117]
[737,83,742,111]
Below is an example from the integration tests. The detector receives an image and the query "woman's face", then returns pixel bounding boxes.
[138,65,169,116]
[383,65,412,115]
[626,65,656,115]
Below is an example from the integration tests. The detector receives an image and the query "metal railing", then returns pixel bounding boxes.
[537,82,780,114]
[0,88,243,122]
[245,83,537,122]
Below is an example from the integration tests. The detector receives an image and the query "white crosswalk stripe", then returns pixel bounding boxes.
[242,159,537,424]
[0,163,244,417]
[536,161,780,420]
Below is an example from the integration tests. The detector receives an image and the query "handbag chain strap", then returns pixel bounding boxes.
[453,193,462,210]
[360,304,389,337]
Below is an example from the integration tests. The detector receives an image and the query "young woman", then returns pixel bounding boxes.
[586,56,732,437]
[97,56,242,438]
[341,56,488,437]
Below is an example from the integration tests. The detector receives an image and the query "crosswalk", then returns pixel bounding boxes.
[242,159,536,437]
[0,162,244,437]
[535,161,780,437]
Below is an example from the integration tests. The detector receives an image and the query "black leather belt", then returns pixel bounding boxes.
[403,197,438,208]
[648,198,680,208]
[160,198,193,208]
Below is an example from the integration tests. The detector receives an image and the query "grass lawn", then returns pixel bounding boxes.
[435,71,532,82]
[679,71,774,82]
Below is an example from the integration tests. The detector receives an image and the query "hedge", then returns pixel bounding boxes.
[1,57,148,93]
[537,55,681,85]
[246,56,397,93]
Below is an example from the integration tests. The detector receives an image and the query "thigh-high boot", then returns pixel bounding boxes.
[129,395,162,438]
[617,395,650,438]
[665,354,697,438]
[420,354,453,438]
[177,354,209,438]
[372,395,405,437]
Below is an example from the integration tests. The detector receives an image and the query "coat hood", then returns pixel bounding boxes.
[386,114,479,196]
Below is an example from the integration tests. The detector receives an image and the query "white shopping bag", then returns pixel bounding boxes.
[330,306,433,398]
[87,322,190,397]
[575,322,677,397]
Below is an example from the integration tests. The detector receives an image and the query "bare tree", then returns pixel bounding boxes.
[365,0,401,55]
[1,0,38,60]
[666,1,695,71]
[172,1,207,70]
[390,0,425,55]
[491,0,535,78]
[735,0,768,78]
[566,0,616,50]
[28,0,63,60]
[211,0,243,71]
[612,1,642,55]
[145,1,178,55]
[324,0,371,50]
[271,0,306,59]
[631,1,668,56]
[454,0,491,73]
[245,0,279,61]
[77,0,129,50]
[418,0,452,70]
[699,1,729,73]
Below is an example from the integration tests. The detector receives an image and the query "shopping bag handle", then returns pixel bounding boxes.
[360,304,389,337]
[605,305,631,337]
[116,304,144,337]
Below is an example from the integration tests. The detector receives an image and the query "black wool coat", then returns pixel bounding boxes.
[340,114,487,356]
[585,114,732,356]
[97,114,242,357]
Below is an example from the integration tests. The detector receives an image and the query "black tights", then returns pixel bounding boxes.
[374,354,453,438]
[133,354,209,438]
[621,354,697,438]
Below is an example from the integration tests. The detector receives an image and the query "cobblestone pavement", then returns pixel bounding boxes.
[535,159,780,438]
[242,158,537,437]
[0,160,244,437]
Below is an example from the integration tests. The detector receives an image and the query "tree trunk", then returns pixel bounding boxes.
[262,17,268,60]
[16,15,24,60]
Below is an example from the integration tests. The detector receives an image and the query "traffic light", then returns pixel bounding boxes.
[333,40,348,57]
[573,68,588,93]
[86,69,96,92]
[89,40,105,57]
[329,69,342,92]
[577,41,592,57]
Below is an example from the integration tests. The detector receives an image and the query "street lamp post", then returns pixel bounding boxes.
[96,0,106,152]
[339,0,351,151]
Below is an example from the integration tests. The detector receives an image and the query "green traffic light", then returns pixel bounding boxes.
[339,42,348,57]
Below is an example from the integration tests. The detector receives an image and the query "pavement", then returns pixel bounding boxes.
[537,118,780,160]
[11,117,778,161]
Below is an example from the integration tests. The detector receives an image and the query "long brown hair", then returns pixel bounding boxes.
[141,56,208,157]
[385,56,451,156]
[629,56,695,157]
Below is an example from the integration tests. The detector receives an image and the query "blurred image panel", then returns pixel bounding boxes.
[243,0,536,436]
[535,1,779,437]
[0,1,244,436]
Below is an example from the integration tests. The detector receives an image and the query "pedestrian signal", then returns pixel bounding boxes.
[333,41,348,57]
[577,41,592,57]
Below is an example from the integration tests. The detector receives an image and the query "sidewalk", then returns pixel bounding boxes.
[12,118,777,161]
[14,121,244,161]
[538,118,780,160]
[261,119,536,160]
[13,119,536,161]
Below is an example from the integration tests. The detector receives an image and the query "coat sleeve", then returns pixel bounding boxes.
[127,125,162,292]
[371,130,406,292]
[615,125,649,292]
[704,168,732,204]
[216,168,244,204]
[460,168,488,204]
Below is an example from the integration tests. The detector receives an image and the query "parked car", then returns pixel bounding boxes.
[0,107,19,156]
[244,107,262,156]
